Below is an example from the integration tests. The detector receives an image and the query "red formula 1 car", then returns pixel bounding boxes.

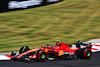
[10,41,92,62]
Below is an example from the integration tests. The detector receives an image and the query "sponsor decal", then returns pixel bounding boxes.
[29,54,36,59]
[64,52,69,54]
[45,49,48,52]
[69,52,74,55]
[64,52,74,55]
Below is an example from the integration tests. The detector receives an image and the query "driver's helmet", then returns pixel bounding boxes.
[56,40,61,46]
[57,40,60,42]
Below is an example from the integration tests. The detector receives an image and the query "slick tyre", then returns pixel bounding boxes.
[37,51,47,62]
[19,47,24,54]
[80,49,92,59]
[19,46,30,54]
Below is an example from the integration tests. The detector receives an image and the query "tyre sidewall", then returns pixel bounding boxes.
[37,51,47,62]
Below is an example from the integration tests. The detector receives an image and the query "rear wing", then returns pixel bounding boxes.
[74,41,92,49]
[77,41,91,46]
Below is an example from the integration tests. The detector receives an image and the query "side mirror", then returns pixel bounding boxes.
[41,45,44,48]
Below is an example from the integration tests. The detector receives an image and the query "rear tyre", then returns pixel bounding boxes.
[80,49,92,59]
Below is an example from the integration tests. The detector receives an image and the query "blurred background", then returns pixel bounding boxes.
[0,0,100,52]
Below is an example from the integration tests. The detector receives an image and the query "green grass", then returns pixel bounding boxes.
[0,0,100,52]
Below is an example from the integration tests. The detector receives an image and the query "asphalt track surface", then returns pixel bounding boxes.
[0,52,100,67]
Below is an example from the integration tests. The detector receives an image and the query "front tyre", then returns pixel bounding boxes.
[37,51,47,62]
[19,46,30,54]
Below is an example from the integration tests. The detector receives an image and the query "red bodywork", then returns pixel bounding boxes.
[40,42,79,57]
[10,41,92,61]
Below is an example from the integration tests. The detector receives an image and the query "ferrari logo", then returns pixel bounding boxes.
[58,50,64,56]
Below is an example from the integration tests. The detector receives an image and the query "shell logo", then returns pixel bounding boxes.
[29,50,32,52]
[58,50,64,56]
[45,49,48,52]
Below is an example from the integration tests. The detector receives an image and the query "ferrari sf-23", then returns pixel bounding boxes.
[10,41,92,62]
